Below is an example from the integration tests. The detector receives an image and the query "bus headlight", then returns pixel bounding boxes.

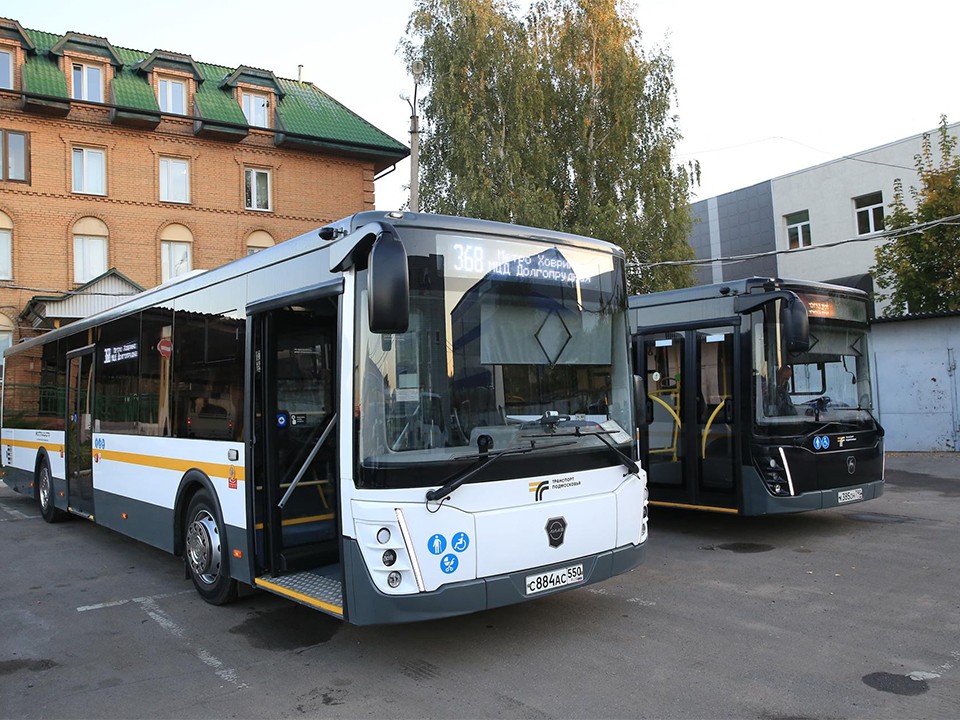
[387,571,402,588]
[382,549,397,566]
[753,445,792,496]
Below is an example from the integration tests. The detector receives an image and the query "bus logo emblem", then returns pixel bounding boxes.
[847,457,856,475]
[545,517,566,548]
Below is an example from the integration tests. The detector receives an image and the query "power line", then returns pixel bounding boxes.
[632,213,960,269]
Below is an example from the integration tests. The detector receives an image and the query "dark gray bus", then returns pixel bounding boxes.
[630,277,884,515]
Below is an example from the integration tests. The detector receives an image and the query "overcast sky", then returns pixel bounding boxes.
[7,0,958,213]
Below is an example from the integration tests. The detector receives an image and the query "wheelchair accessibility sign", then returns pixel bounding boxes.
[813,435,831,451]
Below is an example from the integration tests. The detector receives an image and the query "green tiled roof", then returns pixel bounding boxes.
[14,23,408,167]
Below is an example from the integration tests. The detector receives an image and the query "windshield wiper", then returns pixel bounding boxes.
[425,439,577,503]
[574,426,640,476]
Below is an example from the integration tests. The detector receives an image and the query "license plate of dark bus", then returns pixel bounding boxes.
[838,488,864,503]
[525,564,584,595]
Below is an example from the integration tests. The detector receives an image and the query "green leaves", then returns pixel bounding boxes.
[403,0,695,293]
[872,116,960,315]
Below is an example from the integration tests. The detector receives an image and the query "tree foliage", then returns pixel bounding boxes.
[402,0,696,293]
[872,116,960,315]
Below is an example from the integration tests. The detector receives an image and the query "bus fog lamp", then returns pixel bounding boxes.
[387,571,402,588]
[376,527,391,544]
[382,549,397,566]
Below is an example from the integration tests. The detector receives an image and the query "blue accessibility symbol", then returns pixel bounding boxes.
[821,436,830,450]
[451,532,470,553]
[276,412,289,428]
[813,436,822,450]
[427,534,446,555]
[440,553,459,574]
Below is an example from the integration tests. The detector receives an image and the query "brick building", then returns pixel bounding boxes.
[0,17,407,356]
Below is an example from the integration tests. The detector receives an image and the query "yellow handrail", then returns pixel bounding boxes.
[701,397,728,458]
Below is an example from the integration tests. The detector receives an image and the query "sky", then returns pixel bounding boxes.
[6,0,958,212]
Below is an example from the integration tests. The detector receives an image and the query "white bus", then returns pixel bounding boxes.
[1,212,647,625]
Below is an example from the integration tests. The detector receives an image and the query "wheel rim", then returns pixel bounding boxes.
[39,466,51,511]
[185,510,221,585]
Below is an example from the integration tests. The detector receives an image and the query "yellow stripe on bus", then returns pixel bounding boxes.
[1,438,58,451]
[98,449,245,482]
[648,500,740,514]
[254,513,335,530]
[254,577,343,616]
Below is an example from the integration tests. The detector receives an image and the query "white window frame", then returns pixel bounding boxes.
[855,192,884,235]
[73,234,108,283]
[158,77,186,115]
[786,210,811,250]
[71,62,103,103]
[0,49,12,90]
[241,92,270,127]
[161,240,192,283]
[0,228,11,280]
[159,157,190,203]
[244,167,272,211]
[72,147,106,195]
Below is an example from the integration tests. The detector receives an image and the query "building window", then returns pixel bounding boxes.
[244,168,271,211]
[0,49,12,90]
[0,129,29,182]
[72,147,106,195]
[159,157,190,203]
[0,210,13,280]
[855,192,884,235]
[246,230,274,255]
[786,210,811,250]
[158,77,186,114]
[241,92,269,127]
[73,217,109,283]
[71,62,103,102]
[160,223,194,282]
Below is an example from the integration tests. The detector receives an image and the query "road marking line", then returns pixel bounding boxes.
[76,590,192,613]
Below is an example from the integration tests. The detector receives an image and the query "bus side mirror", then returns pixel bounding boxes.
[782,295,810,353]
[368,231,409,334]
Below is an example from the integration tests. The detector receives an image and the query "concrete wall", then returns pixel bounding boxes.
[871,315,960,451]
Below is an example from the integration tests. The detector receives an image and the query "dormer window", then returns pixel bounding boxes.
[0,49,11,90]
[241,91,269,127]
[72,62,103,102]
[158,77,186,114]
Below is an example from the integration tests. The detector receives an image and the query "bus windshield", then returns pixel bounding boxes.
[753,297,875,428]
[356,228,632,485]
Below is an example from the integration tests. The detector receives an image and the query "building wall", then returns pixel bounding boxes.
[689,181,777,285]
[0,95,376,338]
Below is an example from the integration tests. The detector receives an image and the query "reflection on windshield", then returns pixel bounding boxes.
[357,232,632,470]
[755,311,874,426]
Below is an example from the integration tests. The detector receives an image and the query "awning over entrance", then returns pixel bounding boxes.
[18,268,144,329]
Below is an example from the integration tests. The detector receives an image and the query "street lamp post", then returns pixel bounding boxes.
[402,60,424,213]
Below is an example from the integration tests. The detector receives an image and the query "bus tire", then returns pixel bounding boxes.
[36,456,67,524]
[184,489,238,605]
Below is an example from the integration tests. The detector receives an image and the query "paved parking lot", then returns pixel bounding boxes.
[1,453,958,719]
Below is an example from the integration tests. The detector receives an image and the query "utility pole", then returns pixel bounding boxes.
[401,60,424,212]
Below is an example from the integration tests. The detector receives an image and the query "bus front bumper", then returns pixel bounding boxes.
[342,539,646,626]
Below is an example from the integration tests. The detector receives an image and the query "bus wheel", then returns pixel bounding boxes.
[184,490,238,605]
[37,458,66,523]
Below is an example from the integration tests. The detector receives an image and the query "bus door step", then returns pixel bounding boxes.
[254,569,343,618]
[278,540,338,572]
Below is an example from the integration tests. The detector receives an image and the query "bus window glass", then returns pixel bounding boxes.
[173,281,244,441]
[754,301,874,427]
[139,308,173,436]
[356,230,632,484]
[96,315,141,434]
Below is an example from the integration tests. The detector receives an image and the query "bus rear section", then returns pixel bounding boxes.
[631,277,883,515]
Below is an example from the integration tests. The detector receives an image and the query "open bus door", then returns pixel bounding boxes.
[65,347,96,519]
[249,295,344,618]
[635,323,741,513]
